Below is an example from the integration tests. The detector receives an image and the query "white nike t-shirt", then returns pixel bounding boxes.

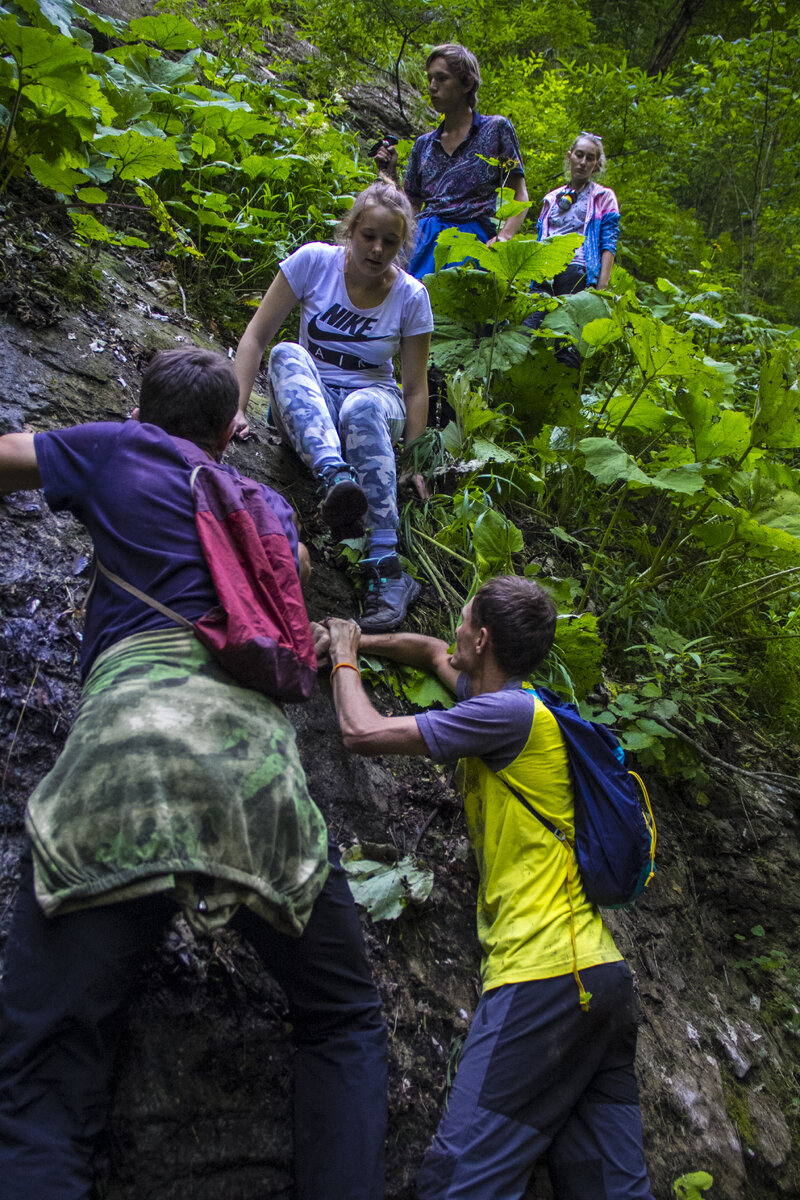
[279,243,434,391]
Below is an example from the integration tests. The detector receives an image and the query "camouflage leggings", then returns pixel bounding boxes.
[268,342,406,533]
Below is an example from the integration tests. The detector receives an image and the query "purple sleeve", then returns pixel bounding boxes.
[498,118,525,177]
[259,482,300,568]
[34,423,124,516]
[403,137,424,205]
[416,687,535,771]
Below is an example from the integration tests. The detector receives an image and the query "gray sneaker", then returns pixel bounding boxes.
[358,555,421,632]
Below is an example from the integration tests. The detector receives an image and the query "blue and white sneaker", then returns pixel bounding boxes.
[358,555,421,632]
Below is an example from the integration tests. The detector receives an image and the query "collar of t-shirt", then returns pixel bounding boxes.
[432,110,483,151]
[457,673,525,700]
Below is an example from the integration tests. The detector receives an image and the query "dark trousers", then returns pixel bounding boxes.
[417,963,654,1200]
[524,264,588,369]
[0,847,387,1200]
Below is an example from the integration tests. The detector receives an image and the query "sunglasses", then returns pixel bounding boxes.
[579,131,603,142]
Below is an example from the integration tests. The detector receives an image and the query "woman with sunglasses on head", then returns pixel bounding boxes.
[527,133,619,365]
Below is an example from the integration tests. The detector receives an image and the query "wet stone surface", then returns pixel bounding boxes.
[1,238,799,1199]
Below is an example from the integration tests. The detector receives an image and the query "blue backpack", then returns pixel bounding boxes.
[503,686,656,908]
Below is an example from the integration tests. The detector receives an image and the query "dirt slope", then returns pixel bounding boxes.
[1,229,799,1200]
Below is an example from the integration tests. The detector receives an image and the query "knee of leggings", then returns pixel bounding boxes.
[268,341,303,370]
[338,389,383,427]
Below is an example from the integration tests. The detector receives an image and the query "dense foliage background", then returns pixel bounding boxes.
[3,0,800,785]
[2,0,800,1193]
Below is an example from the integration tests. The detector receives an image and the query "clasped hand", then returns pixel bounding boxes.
[311,617,362,668]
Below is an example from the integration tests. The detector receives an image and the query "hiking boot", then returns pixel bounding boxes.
[319,466,368,532]
[358,555,421,633]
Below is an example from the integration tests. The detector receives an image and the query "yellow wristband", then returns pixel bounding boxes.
[331,661,361,680]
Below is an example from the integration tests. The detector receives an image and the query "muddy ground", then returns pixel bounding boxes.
[1,223,799,1199]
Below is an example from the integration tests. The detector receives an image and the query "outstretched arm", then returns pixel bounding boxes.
[327,619,432,757]
[233,271,299,438]
[0,433,41,495]
[359,629,459,693]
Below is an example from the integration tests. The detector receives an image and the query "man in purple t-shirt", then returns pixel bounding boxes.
[0,348,387,1200]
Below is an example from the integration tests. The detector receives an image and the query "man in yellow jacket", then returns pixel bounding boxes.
[324,574,654,1200]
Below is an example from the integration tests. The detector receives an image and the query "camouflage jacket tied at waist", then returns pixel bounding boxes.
[26,628,329,936]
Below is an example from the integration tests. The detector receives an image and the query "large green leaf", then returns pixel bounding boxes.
[425,267,507,327]
[0,19,114,123]
[397,667,455,709]
[494,349,581,437]
[27,152,86,191]
[94,128,182,178]
[103,66,152,123]
[129,14,204,51]
[69,210,149,247]
[581,315,623,352]
[673,374,751,462]
[433,228,581,287]
[624,308,703,381]
[105,44,197,90]
[649,463,706,495]
[342,844,433,922]
[470,436,518,464]
[695,408,751,461]
[473,508,523,569]
[32,0,76,36]
[602,391,673,435]
[578,437,650,487]
[751,349,800,449]
[553,613,604,699]
[74,2,128,38]
[542,290,612,355]
[0,17,90,75]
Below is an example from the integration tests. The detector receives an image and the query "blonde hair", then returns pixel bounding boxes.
[336,181,417,255]
[564,133,607,179]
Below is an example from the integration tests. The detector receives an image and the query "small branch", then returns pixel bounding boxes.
[2,663,39,791]
[649,715,800,794]
[411,802,445,852]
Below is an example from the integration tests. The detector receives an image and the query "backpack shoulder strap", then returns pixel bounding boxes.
[94,558,194,631]
[496,769,589,1011]
[498,773,569,846]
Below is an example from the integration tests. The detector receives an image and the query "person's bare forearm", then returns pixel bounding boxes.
[596,250,615,290]
[402,387,428,444]
[0,433,41,495]
[327,619,430,756]
[496,209,528,241]
[359,631,447,670]
[233,327,266,417]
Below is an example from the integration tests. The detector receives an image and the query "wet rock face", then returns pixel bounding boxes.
[2,243,800,1200]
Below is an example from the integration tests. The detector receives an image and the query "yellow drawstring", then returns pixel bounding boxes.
[562,840,591,1011]
[629,771,657,890]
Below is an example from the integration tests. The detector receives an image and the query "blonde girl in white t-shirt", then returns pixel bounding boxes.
[235,182,434,632]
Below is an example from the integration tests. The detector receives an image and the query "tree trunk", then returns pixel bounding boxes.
[647,0,707,75]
